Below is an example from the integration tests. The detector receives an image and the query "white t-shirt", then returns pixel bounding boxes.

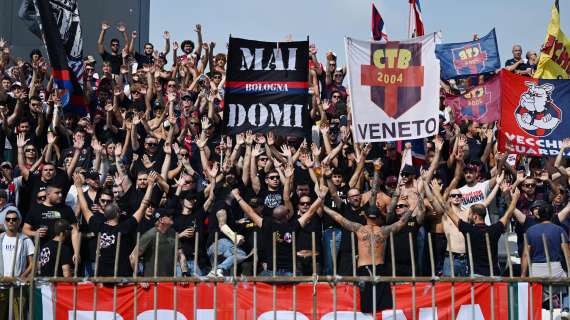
[2,235,35,276]
[458,180,492,224]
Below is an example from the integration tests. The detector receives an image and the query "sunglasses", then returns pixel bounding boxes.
[167,84,176,88]
[213,75,222,79]
[267,176,279,180]
[132,91,141,95]
[396,204,408,209]
[111,43,120,47]
[450,194,463,198]
[299,202,311,206]
[24,149,36,152]
[180,153,190,158]
[332,95,341,98]
[259,157,268,161]
[5,217,18,223]
[100,199,112,204]
[145,142,157,146]
[524,183,536,188]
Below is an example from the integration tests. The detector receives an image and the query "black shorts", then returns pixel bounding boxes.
[357,264,393,313]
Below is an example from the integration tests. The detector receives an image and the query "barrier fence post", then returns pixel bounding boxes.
[524,233,534,320]
[447,233,456,320]
[504,235,514,320]
[213,232,219,320]
[173,233,179,320]
[466,233,475,320]
[52,235,62,320]
[193,231,199,320]
[542,234,553,320]
[93,233,101,320]
[272,232,277,320]
[292,232,297,320]
[8,232,20,320]
[485,233,494,320]
[428,232,436,320]
[153,231,160,320]
[113,232,122,320]
[371,229,377,317]
[72,234,81,320]
[232,233,237,320]
[253,231,258,320]
[408,233,416,320]
[312,231,317,320]
[133,232,140,319]
[332,231,337,320]
[351,232,357,320]
[27,234,39,320]
[390,232,396,320]
[562,233,570,320]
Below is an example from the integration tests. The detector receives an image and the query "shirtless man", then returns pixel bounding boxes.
[322,198,413,313]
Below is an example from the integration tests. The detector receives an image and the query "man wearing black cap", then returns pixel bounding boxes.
[133,202,178,277]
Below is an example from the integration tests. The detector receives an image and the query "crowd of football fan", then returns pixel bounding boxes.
[0,23,568,314]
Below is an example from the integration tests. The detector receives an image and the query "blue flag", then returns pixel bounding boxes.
[435,29,500,80]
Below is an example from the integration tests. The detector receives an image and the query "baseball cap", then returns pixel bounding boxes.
[10,81,22,90]
[529,200,549,212]
[1,161,13,169]
[84,170,100,180]
[155,208,174,219]
[401,165,416,176]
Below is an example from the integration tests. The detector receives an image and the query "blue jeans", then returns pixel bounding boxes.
[175,259,202,276]
[443,255,469,277]
[207,238,247,272]
[322,228,342,275]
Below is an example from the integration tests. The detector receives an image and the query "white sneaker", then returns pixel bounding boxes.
[207,270,217,278]
[215,268,225,277]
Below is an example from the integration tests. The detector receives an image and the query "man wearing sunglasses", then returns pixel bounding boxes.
[0,209,35,319]
[458,162,500,225]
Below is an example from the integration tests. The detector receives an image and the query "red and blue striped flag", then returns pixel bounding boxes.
[371,3,388,41]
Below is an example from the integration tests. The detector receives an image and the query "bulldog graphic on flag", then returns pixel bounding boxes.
[514,82,561,136]
[346,34,441,142]
[499,70,570,156]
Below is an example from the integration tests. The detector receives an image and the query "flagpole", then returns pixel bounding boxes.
[408,1,411,38]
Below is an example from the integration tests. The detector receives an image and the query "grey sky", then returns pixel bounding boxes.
[149,0,566,66]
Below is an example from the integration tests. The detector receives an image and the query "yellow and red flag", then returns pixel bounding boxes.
[535,0,570,79]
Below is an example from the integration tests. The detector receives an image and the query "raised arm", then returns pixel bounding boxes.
[499,188,520,226]
[97,22,110,55]
[231,189,263,228]
[16,133,31,180]
[322,206,362,233]
[298,186,328,227]
[133,173,155,222]
[381,209,412,237]
[73,173,93,223]
[483,171,504,207]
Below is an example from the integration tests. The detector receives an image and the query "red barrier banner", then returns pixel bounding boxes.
[35,282,542,319]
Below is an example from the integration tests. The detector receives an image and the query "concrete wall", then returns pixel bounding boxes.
[0,0,150,62]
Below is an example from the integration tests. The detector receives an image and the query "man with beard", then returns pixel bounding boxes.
[232,184,328,276]
[322,192,413,313]
[97,22,128,75]
[458,161,501,224]
[444,187,519,276]
[22,184,80,266]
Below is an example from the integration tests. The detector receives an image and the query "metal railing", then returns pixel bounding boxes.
[1,230,569,319]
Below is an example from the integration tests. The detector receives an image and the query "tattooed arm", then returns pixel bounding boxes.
[322,206,363,233]
[380,209,412,238]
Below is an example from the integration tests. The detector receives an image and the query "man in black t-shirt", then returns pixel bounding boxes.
[74,172,153,277]
[97,22,128,75]
[232,186,327,276]
[505,45,532,76]
[38,219,72,277]
[23,185,80,266]
[445,189,519,276]
[173,193,207,276]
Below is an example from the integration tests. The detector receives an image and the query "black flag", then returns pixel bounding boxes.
[223,37,310,137]
[33,0,87,115]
